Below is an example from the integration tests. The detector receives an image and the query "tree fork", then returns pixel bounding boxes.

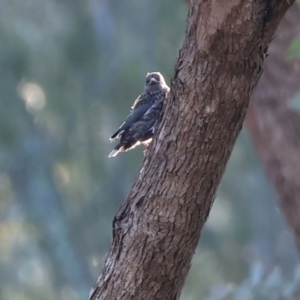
[89,1,295,299]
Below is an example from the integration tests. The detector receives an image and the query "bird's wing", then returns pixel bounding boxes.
[128,99,164,141]
[109,93,155,141]
[131,93,148,110]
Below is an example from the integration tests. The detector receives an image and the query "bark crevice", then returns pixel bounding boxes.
[89,1,294,299]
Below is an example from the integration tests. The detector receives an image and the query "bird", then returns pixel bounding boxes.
[108,72,169,158]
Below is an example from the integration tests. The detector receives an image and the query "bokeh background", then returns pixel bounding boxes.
[0,1,300,299]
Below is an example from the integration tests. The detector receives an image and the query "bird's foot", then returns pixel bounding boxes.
[142,142,150,156]
[142,142,150,148]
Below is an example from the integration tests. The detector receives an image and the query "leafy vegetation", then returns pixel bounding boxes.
[0,1,299,299]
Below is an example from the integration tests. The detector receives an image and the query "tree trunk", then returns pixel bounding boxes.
[245,7,300,250]
[89,1,294,299]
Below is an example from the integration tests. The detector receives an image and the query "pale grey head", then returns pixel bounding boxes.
[144,72,169,93]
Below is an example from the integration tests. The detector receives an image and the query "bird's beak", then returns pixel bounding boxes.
[149,78,158,84]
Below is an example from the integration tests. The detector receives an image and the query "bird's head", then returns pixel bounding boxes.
[144,72,169,93]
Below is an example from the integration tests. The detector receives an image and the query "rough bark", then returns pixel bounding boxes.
[246,7,300,250]
[89,1,294,299]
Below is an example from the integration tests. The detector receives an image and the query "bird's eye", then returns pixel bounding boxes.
[146,78,150,84]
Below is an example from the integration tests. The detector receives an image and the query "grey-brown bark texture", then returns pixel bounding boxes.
[246,7,300,250]
[89,1,294,299]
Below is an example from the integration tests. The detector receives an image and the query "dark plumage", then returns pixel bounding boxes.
[108,72,169,158]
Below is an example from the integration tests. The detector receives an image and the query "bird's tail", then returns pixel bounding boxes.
[108,142,125,158]
[108,148,121,158]
[108,139,139,158]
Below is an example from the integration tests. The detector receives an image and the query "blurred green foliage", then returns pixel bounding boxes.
[0,1,299,299]
[287,35,300,59]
